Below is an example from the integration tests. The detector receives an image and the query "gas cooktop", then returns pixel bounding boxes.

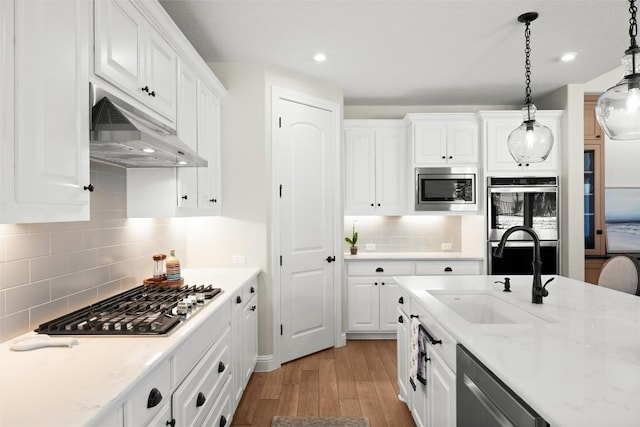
[35,284,222,336]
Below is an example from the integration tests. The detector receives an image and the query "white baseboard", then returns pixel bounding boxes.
[346,332,397,340]
[255,353,280,372]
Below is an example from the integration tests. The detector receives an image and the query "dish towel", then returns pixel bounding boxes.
[417,324,427,385]
[410,316,420,390]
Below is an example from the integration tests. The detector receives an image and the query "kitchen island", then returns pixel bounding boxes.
[0,267,259,427]
[396,274,640,427]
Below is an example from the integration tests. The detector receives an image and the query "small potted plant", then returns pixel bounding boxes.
[345,222,359,255]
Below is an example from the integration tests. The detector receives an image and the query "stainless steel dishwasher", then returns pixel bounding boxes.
[457,345,548,427]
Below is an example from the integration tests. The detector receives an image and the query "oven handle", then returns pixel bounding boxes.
[488,186,557,193]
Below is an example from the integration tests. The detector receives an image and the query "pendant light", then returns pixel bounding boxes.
[595,0,640,140]
[507,12,554,164]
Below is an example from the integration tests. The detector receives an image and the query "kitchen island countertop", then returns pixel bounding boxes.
[396,274,640,427]
[0,267,260,427]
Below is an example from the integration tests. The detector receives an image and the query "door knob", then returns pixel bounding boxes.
[83,184,94,192]
[326,256,336,263]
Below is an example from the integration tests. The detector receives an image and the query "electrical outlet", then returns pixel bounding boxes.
[441,243,452,251]
[232,255,246,264]
[365,243,376,251]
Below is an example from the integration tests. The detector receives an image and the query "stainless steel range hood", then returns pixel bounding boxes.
[90,97,207,168]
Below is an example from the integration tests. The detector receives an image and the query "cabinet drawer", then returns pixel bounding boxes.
[202,377,232,427]
[124,360,171,426]
[235,277,258,307]
[173,301,230,382]
[415,260,481,275]
[410,301,457,372]
[347,262,414,276]
[173,327,231,427]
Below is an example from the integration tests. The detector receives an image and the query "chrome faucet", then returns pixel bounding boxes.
[493,225,554,304]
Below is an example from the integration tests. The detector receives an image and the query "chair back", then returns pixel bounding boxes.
[598,255,640,295]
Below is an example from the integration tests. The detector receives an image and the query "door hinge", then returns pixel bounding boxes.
[280,255,282,266]
[280,324,283,335]
[279,184,282,198]
[279,117,282,128]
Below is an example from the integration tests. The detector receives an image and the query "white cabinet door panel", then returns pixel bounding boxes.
[145,28,176,119]
[413,123,446,165]
[428,350,457,427]
[347,278,379,331]
[344,128,376,213]
[379,282,400,331]
[376,129,405,214]
[94,0,144,96]
[447,123,478,164]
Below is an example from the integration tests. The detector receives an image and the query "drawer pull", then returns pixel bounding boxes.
[424,328,442,345]
[166,419,175,427]
[375,267,384,273]
[220,415,227,427]
[398,315,403,324]
[218,361,226,373]
[147,387,163,408]
[444,267,453,272]
[196,392,206,407]
[250,286,255,293]
[236,295,242,304]
[398,296,404,304]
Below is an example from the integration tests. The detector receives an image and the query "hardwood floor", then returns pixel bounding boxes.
[232,340,416,427]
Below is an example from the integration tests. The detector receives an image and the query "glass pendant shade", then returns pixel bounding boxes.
[507,104,554,163]
[595,51,640,140]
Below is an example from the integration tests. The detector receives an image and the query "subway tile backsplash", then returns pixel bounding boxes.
[0,162,188,342]
[344,215,462,253]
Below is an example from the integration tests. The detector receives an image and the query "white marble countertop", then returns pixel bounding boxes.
[0,267,260,427]
[343,252,484,261]
[395,274,640,427]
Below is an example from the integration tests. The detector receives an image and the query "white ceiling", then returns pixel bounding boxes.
[158,0,629,106]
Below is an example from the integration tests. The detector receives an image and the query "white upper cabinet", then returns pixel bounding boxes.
[344,120,406,215]
[406,114,479,166]
[128,60,222,218]
[0,0,91,224]
[94,0,177,123]
[481,110,562,175]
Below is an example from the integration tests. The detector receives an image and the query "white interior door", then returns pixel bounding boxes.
[278,98,335,363]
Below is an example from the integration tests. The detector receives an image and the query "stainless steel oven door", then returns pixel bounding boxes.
[488,181,558,241]
[488,241,559,275]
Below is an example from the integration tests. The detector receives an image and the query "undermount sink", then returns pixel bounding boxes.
[427,290,549,324]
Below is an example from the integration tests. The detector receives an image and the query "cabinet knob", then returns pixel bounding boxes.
[250,305,257,311]
[398,315,404,323]
[381,282,385,286]
[218,361,226,373]
[374,282,378,286]
[209,198,217,203]
[83,184,94,192]
[182,195,188,200]
[370,203,374,207]
[141,86,149,93]
[147,387,163,408]
[525,163,530,167]
[377,203,380,206]
[149,90,156,97]
[449,156,453,159]
[398,296,404,304]
[196,391,206,407]
[220,415,227,427]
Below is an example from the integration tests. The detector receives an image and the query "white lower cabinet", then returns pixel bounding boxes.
[347,278,400,332]
[231,277,259,412]
[95,277,258,427]
[428,350,456,427]
[401,296,457,427]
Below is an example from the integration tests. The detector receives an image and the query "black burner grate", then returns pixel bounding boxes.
[36,285,222,336]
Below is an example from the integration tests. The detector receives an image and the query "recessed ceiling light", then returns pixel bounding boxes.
[178,161,187,165]
[142,148,156,153]
[560,52,577,62]
[313,52,327,62]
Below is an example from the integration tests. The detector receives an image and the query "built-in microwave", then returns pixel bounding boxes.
[415,167,477,211]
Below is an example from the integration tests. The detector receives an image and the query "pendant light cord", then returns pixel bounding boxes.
[629,0,637,50]
[523,19,533,122]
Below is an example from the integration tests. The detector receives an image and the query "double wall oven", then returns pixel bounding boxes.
[487,176,559,275]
